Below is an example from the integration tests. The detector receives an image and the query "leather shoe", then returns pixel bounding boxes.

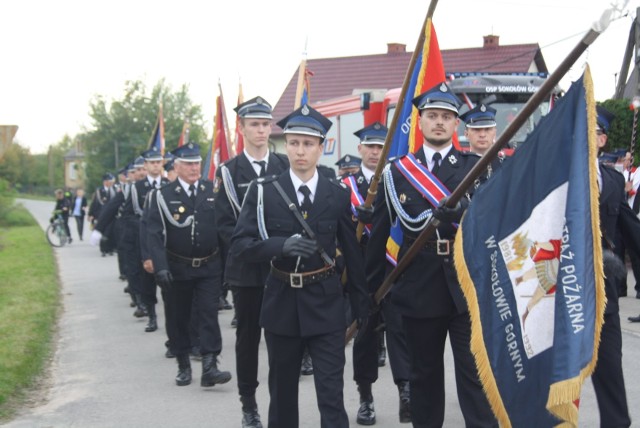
[190,346,202,360]
[300,351,313,376]
[145,305,157,332]
[240,395,263,428]
[636,291,640,299]
[628,315,640,323]
[219,296,233,310]
[201,354,232,387]
[357,399,376,425]
[176,355,192,386]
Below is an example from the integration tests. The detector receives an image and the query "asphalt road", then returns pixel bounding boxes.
[4,198,640,427]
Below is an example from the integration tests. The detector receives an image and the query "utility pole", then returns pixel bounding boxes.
[614,7,640,99]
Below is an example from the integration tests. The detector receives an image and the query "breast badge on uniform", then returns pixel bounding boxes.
[399,193,407,204]
[213,177,221,193]
[173,213,180,220]
[178,206,185,213]
[448,155,457,165]
[200,184,205,191]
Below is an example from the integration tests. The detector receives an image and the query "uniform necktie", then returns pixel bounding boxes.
[299,185,312,219]
[189,184,196,203]
[431,152,442,175]
[152,179,158,189]
[254,160,267,177]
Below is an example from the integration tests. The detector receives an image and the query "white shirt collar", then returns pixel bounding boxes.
[147,174,161,186]
[177,177,198,194]
[423,144,453,170]
[244,150,269,176]
[289,169,319,203]
[361,165,375,183]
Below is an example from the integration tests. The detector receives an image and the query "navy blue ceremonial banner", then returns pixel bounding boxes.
[454,68,605,427]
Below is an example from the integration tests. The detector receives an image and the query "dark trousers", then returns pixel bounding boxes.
[165,276,222,356]
[73,215,84,239]
[115,219,127,278]
[353,299,411,386]
[382,300,411,382]
[403,313,497,428]
[628,248,640,293]
[353,311,380,385]
[592,312,630,428]
[232,286,264,397]
[265,329,348,428]
[122,220,142,295]
[61,214,71,238]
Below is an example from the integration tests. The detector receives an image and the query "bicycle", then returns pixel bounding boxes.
[46,213,69,247]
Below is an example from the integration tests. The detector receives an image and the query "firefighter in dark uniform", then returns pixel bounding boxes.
[347,122,411,425]
[146,142,232,388]
[460,103,507,179]
[114,165,130,281]
[335,154,361,178]
[93,162,137,303]
[593,106,635,428]
[89,172,117,255]
[214,96,288,428]
[117,148,168,332]
[366,82,497,427]
[230,104,369,428]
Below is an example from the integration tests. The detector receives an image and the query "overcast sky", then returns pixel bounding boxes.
[1,0,637,154]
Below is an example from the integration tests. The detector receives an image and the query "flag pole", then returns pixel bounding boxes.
[355,0,439,241]
[347,5,620,342]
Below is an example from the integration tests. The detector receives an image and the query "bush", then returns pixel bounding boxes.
[0,179,35,227]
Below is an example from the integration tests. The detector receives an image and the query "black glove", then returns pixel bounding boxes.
[355,205,374,224]
[155,269,173,292]
[432,196,464,223]
[282,236,317,258]
[353,316,369,344]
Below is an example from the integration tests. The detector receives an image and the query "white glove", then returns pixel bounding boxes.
[89,230,102,246]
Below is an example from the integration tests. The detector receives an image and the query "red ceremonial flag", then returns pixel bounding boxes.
[177,120,190,148]
[203,84,233,181]
[294,58,313,109]
[234,82,245,154]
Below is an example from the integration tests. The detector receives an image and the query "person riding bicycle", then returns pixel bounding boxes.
[53,189,72,243]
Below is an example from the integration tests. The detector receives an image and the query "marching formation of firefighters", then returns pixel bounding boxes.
[86,79,635,428]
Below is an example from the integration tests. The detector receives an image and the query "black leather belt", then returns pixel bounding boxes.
[270,263,336,288]
[167,249,219,268]
[404,237,454,255]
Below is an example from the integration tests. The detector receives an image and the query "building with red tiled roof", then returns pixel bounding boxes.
[273,35,548,123]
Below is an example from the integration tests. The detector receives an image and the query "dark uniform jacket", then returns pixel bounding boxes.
[600,164,640,314]
[366,146,478,318]
[88,186,116,219]
[95,188,126,234]
[229,171,369,337]
[146,179,220,281]
[214,151,289,287]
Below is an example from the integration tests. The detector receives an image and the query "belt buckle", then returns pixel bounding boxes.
[290,273,303,288]
[192,258,202,268]
[437,239,450,256]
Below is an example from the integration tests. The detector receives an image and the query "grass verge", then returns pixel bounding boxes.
[0,205,59,421]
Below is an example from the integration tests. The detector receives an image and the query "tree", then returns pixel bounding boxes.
[598,98,640,163]
[80,79,207,191]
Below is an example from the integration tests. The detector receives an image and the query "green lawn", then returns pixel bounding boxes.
[0,208,59,421]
